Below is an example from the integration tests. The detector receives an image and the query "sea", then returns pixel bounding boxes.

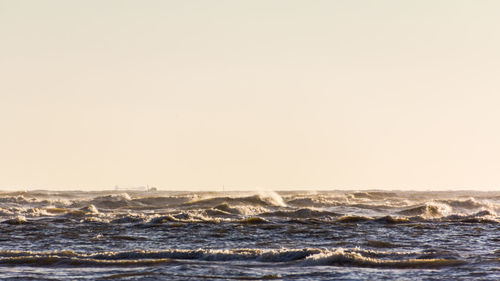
[0,189,499,280]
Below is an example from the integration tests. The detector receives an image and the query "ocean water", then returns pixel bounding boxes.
[0,190,499,280]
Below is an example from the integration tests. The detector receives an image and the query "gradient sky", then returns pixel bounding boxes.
[1,1,500,190]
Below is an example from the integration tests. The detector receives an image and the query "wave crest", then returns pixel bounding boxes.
[0,248,464,268]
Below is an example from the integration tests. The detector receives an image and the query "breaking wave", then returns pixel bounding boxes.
[0,190,498,225]
[302,249,465,268]
[0,248,464,269]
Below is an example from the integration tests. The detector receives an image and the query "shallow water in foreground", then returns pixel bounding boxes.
[0,189,499,280]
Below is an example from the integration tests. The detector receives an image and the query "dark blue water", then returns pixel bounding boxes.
[0,190,499,280]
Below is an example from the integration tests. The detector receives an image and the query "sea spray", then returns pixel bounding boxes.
[0,190,498,280]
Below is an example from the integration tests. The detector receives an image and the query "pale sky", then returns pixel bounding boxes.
[1,1,500,190]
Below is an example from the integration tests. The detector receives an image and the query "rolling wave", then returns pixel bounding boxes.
[0,248,465,269]
[0,190,498,225]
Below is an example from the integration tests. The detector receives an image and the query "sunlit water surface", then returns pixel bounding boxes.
[1,190,499,280]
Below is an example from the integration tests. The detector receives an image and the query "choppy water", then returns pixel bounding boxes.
[0,189,499,280]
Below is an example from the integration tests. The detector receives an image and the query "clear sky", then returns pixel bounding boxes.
[1,1,500,190]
